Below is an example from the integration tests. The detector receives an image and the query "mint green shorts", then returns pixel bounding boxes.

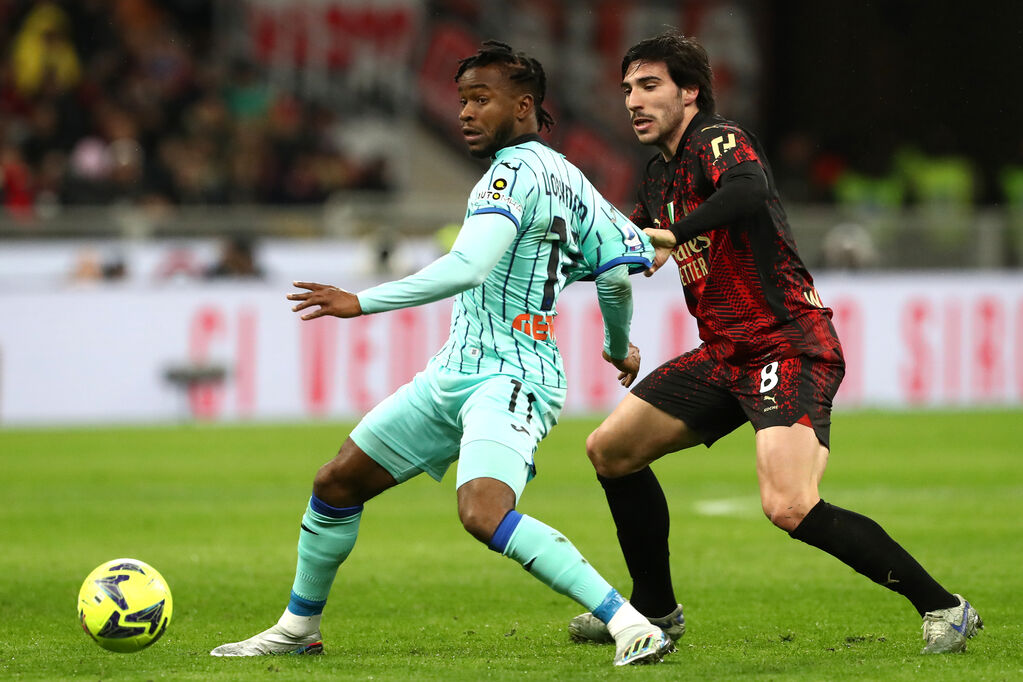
[350,361,565,499]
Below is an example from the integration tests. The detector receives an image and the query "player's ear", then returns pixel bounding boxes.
[681,86,699,107]
[516,92,535,122]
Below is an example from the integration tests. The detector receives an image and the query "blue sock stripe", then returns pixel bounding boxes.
[309,495,363,519]
[288,591,327,616]
[592,589,626,624]
[487,510,524,553]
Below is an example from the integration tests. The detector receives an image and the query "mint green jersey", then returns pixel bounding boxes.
[435,134,653,388]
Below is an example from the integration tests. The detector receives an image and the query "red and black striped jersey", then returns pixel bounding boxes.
[631,111,841,364]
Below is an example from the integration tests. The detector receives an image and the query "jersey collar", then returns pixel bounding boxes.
[495,133,548,156]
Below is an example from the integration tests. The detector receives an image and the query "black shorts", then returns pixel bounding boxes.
[631,345,845,448]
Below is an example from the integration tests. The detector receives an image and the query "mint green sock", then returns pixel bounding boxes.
[288,495,362,614]
[500,513,614,611]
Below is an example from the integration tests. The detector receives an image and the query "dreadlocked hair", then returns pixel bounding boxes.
[455,40,555,132]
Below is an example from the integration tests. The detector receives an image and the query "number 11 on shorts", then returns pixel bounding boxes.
[508,378,537,423]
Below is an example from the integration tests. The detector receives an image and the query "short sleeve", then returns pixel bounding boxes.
[694,124,762,186]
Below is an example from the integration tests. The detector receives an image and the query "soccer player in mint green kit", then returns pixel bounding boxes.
[210,41,674,667]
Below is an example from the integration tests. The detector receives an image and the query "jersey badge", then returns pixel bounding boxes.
[711,133,737,159]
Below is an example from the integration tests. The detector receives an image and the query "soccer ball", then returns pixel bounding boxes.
[78,558,173,652]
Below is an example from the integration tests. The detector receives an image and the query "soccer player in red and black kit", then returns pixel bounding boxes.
[567,31,982,655]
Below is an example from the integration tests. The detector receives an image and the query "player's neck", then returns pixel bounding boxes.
[659,106,701,161]
[514,122,540,140]
[496,123,541,153]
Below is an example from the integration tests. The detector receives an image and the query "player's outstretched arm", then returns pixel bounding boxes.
[354,212,517,315]
[595,264,641,386]
[289,282,363,319]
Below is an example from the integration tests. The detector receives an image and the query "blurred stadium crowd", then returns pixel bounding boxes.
[1,0,1021,270]
[0,0,392,219]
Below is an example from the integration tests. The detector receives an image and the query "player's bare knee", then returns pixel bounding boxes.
[585,429,604,467]
[764,507,803,532]
[589,450,629,478]
[312,460,348,503]
[761,495,811,532]
[311,452,372,507]
[457,509,489,544]
[586,428,630,478]
[597,458,634,479]
[457,501,505,545]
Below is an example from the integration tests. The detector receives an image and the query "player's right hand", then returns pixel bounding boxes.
[288,281,364,319]
[643,228,676,277]
[603,343,641,387]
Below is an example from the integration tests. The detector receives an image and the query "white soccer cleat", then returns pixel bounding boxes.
[210,624,324,656]
[612,623,675,666]
[568,610,615,644]
[570,603,686,644]
[921,594,982,654]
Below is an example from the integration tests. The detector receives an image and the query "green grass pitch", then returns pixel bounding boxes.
[1,411,1021,680]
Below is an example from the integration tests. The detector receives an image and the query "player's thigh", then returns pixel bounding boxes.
[732,353,843,527]
[754,425,829,529]
[596,348,747,466]
[586,394,703,476]
[755,424,829,496]
[456,374,563,503]
[350,369,462,484]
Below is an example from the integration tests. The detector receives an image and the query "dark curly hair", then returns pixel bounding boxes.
[622,31,715,114]
[455,40,555,132]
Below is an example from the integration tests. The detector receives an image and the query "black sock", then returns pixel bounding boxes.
[789,499,958,616]
[597,467,677,617]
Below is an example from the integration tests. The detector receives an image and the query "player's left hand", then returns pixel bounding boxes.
[643,228,676,277]
[603,343,641,387]
[288,281,363,319]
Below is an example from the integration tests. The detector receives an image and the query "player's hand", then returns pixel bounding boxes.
[288,281,363,320]
[603,343,641,387]
[643,228,676,277]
